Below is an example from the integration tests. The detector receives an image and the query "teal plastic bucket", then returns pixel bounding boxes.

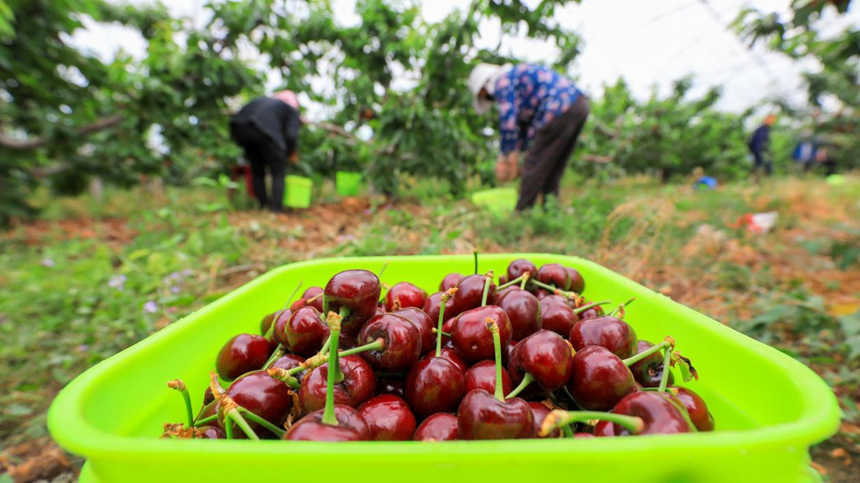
[48,254,839,483]
[472,187,518,216]
[335,172,362,197]
[284,175,312,209]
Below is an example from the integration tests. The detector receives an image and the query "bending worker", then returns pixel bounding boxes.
[469,63,589,211]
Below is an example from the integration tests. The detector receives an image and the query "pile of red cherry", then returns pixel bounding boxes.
[162,258,713,442]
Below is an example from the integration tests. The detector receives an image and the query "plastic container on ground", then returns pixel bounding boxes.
[471,187,517,216]
[284,175,313,208]
[47,254,840,483]
[335,171,362,197]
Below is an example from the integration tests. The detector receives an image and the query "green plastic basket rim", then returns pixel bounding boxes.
[48,254,840,459]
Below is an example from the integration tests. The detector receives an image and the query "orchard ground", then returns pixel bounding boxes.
[1,174,859,482]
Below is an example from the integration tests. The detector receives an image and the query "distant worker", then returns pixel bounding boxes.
[230,91,301,212]
[748,114,776,177]
[469,63,589,211]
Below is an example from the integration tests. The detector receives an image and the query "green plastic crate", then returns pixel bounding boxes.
[284,175,313,209]
[47,254,840,483]
[471,187,517,216]
[335,171,362,197]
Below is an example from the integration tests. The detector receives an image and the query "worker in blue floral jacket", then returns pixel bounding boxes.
[469,63,590,211]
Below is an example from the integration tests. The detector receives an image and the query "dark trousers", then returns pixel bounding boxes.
[517,95,590,211]
[752,151,772,176]
[230,121,287,211]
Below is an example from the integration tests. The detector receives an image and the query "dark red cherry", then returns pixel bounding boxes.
[673,387,714,431]
[536,263,571,291]
[574,432,596,438]
[629,340,674,388]
[405,357,465,419]
[357,313,421,372]
[301,286,324,311]
[260,311,277,336]
[218,370,293,437]
[392,307,435,356]
[510,330,573,391]
[450,274,496,315]
[283,405,371,441]
[413,413,458,441]
[216,334,272,381]
[564,267,585,294]
[283,306,327,357]
[540,295,579,336]
[498,274,509,286]
[507,258,537,283]
[569,316,637,359]
[566,346,635,411]
[358,395,417,441]
[576,299,605,320]
[593,420,614,437]
[535,289,551,300]
[199,426,224,439]
[202,387,215,406]
[440,318,457,349]
[324,269,382,336]
[270,309,292,346]
[497,289,542,340]
[451,306,512,363]
[503,339,518,366]
[384,282,427,311]
[299,355,376,413]
[269,353,307,384]
[456,389,533,440]
[426,347,469,373]
[608,391,692,435]
[440,273,464,291]
[464,360,512,395]
[375,379,405,398]
[423,292,456,325]
[528,402,558,438]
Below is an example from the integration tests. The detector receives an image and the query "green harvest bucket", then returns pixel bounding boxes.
[48,254,840,483]
[284,175,312,209]
[335,171,362,197]
[471,187,518,216]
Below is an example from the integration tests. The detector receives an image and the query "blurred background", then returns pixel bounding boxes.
[0,0,858,481]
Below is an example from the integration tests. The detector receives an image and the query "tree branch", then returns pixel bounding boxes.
[0,114,124,150]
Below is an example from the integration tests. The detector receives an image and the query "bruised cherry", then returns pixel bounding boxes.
[540,295,579,336]
[283,405,371,441]
[299,355,376,413]
[216,334,272,381]
[358,395,416,441]
[629,340,674,388]
[283,306,327,357]
[464,360,512,396]
[324,269,381,336]
[357,313,421,372]
[392,307,435,356]
[673,386,714,431]
[384,282,427,311]
[569,316,638,359]
[566,346,635,411]
[497,289,542,340]
[413,413,458,441]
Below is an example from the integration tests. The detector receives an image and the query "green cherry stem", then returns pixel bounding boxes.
[540,409,645,437]
[608,297,636,318]
[167,380,193,429]
[561,424,575,438]
[657,345,674,392]
[226,407,260,440]
[193,414,217,427]
[321,310,342,426]
[282,280,304,311]
[473,250,479,275]
[622,337,674,367]
[530,279,579,299]
[238,407,286,438]
[487,318,505,402]
[224,415,234,439]
[435,288,456,357]
[339,338,384,357]
[505,372,534,400]
[332,306,351,383]
[480,271,494,307]
[573,300,611,315]
[497,273,528,290]
[263,345,284,369]
[520,273,530,290]
[378,262,390,280]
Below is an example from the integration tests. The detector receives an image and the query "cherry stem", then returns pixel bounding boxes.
[540,409,645,437]
[339,338,385,357]
[432,329,451,337]
[167,380,193,429]
[473,250,478,275]
[486,318,505,402]
[561,424,575,438]
[480,271,494,307]
[226,408,260,440]
[657,345,673,392]
[505,372,534,400]
[608,297,636,318]
[282,280,304,311]
[530,279,578,299]
[378,262,390,280]
[263,345,284,369]
[307,293,323,304]
[622,339,673,367]
[520,272,530,290]
[332,306,350,383]
[321,310,342,426]
[435,289,456,357]
[193,414,217,427]
[573,300,611,315]
[238,407,286,438]
[224,416,234,439]
[498,273,525,290]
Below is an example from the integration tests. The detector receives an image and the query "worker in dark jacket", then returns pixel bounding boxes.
[230,91,301,212]
[748,114,776,177]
